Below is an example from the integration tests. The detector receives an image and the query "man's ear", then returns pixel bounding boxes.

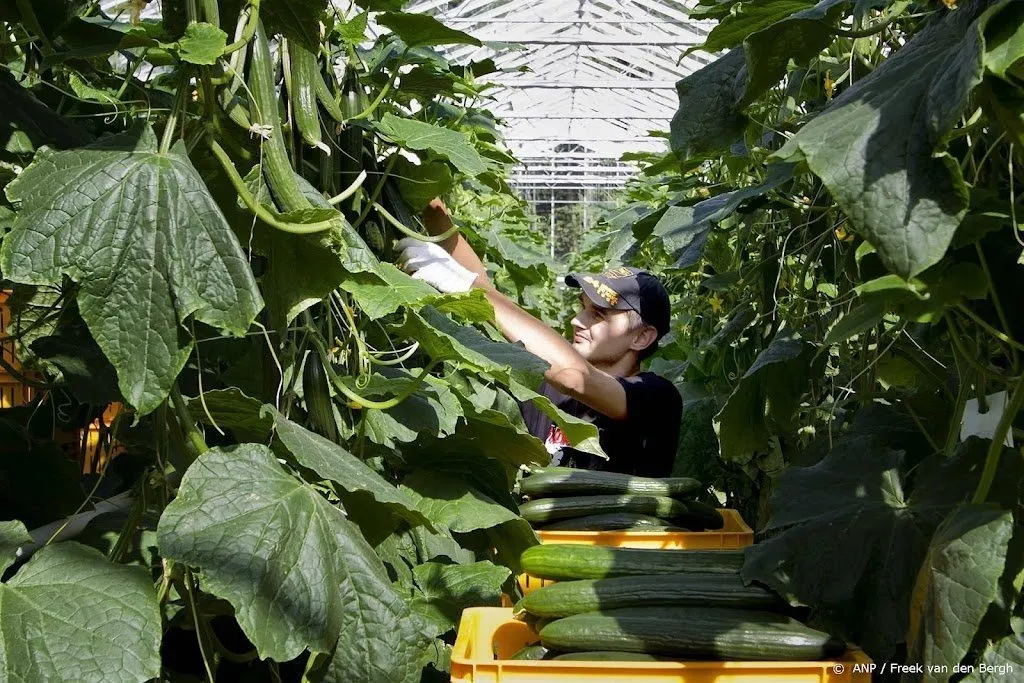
[631,325,658,353]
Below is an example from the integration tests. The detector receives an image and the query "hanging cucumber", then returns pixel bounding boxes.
[361,220,387,258]
[283,39,330,155]
[379,177,420,235]
[303,352,338,442]
[313,61,346,124]
[338,63,368,190]
[247,21,310,212]
[216,5,254,131]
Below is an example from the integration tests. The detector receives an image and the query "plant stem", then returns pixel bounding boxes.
[306,325,439,410]
[352,154,398,231]
[956,303,1024,354]
[373,201,460,242]
[15,0,51,54]
[222,0,261,56]
[199,0,220,26]
[327,169,367,205]
[347,47,409,123]
[170,384,209,462]
[206,135,339,234]
[160,74,190,154]
[971,376,1024,503]
[183,569,218,682]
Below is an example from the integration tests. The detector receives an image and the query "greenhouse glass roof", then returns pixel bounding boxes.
[403,0,717,190]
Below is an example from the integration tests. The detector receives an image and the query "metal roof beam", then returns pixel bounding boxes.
[491,79,679,89]
[495,115,666,119]
[473,36,702,46]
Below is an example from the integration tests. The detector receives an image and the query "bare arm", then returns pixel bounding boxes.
[478,283,628,420]
[419,198,628,418]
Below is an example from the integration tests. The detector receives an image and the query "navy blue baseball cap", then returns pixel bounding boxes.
[566,266,671,338]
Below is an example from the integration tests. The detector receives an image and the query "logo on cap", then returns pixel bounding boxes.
[582,275,619,306]
[603,267,634,279]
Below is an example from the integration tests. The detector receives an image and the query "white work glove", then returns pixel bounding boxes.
[397,238,478,294]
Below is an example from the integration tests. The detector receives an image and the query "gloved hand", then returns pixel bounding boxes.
[397,238,478,293]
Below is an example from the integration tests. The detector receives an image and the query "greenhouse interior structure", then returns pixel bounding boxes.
[1,0,1023,681]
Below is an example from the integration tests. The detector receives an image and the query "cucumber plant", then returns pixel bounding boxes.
[0,2,583,681]
[581,0,1024,675]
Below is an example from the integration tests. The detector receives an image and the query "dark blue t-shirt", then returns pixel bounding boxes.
[520,372,682,477]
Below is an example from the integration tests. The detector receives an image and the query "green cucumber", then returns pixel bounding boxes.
[513,573,784,619]
[541,513,672,531]
[509,645,551,660]
[303,353,337,442]
[313,59,346,124]
[337,64,367,190]
[552,651,672,661]
[681,499,725,530]
[283,39,328,154]
[248,21,309,212]
[540,607,846,661]
[519,495,689,524]
[520,544,744,581]
[522,467,701,498]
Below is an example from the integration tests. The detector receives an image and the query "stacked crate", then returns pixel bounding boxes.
[0,290,35,408]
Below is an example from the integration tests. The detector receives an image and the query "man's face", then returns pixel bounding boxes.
[570,294,639,364]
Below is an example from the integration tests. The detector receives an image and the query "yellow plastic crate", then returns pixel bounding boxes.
[451,607,872,683]
[518,509,753,595]
[1,290,36,408]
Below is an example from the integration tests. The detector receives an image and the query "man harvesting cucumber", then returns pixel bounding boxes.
[399,199,682,477]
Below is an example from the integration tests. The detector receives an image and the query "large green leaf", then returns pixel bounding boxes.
[400,469,520,533]
[906,504,1014,682]
[409,561,510,636]
[358,375,463,448]
[267,407,432,527]
[741,0,850,103]
[0,70,91,152]
[0,542,161,682]
[176,22,227,64]
[187,387,274,443]
[241,167,369,331]
[772,0,994,277]
[653,165,793,265]
[376,114,486,176]
[742,437,1024,659]
[338,262,475,320]
[264,0,329,51]
[1,419,89,529]
[714,330,813,468]
[1,126,263,414]
[397,306,549,389]
[700,0,819,53]
[962,633,1024,682]
[0,521,30,575]
[673,0,850,158]
[394,156,455,210]
[157,444,423,678]
[669,49,749,159]
[434,401,551,468]
[377,12,482,47]
[979,2,1024,147]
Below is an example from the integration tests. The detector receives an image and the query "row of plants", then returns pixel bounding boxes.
[0,1,590,681]
[567,0,1024,678]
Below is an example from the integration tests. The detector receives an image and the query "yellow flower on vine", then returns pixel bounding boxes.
[709,293,724,314]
